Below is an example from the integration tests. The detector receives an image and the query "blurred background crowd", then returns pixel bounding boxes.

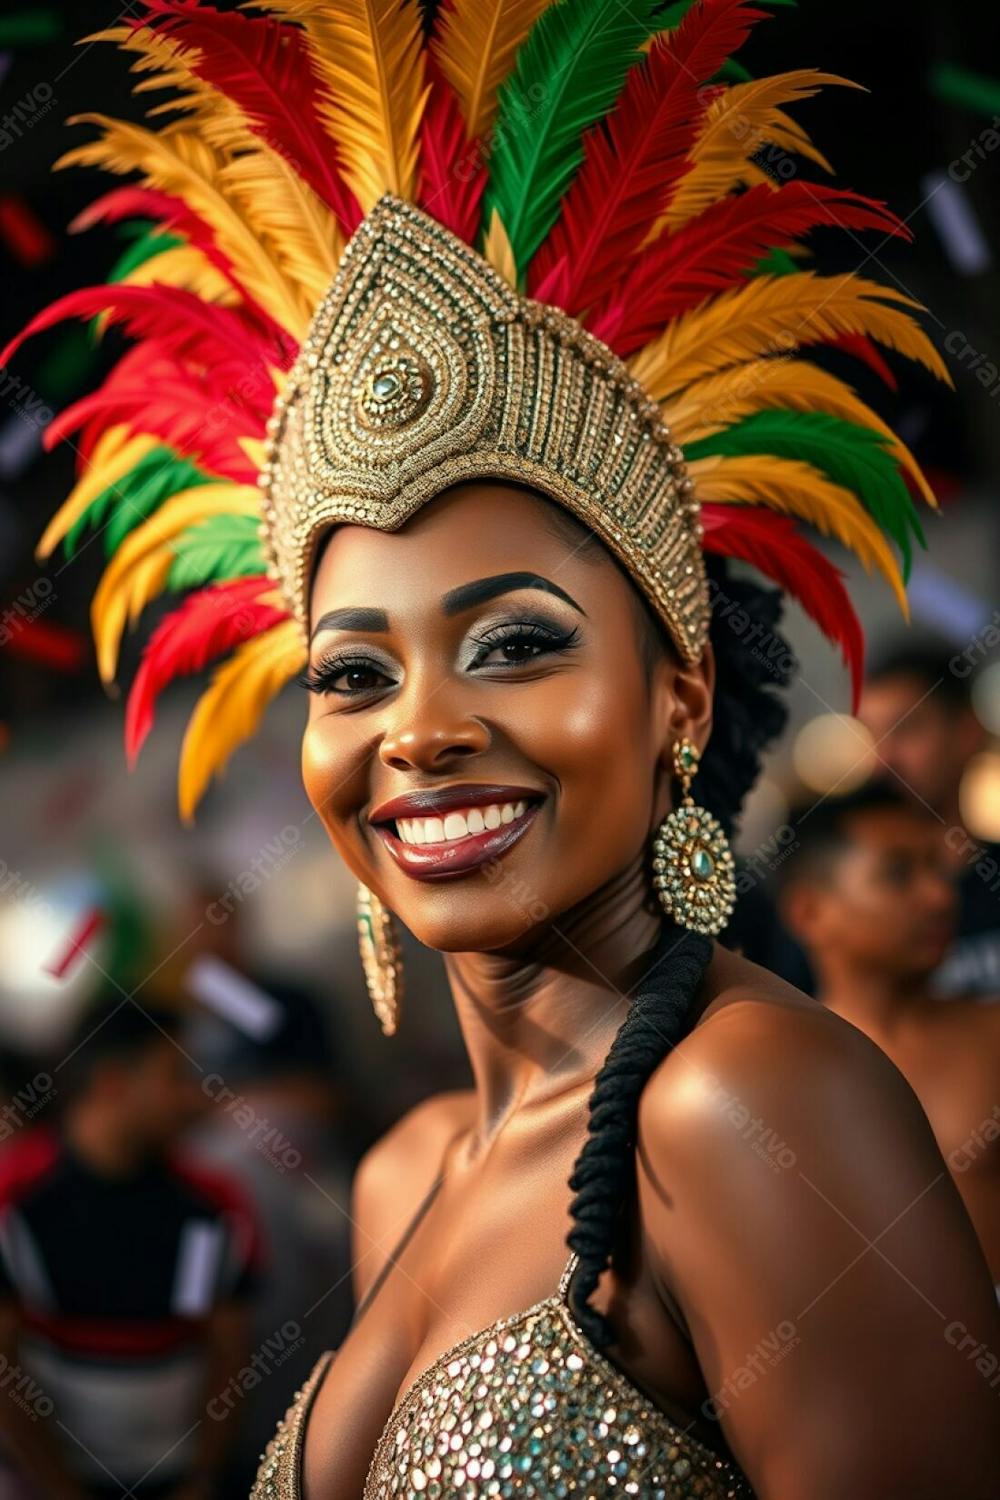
[1,1,1000,1496]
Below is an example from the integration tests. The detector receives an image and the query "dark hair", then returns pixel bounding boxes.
[867,637,973,712]
[776,780,928,893]
[59,996,185,1104]
[563,546,794,1348]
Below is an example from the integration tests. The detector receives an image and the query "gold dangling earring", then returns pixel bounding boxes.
[651,737,736,936]
[356,884,404,1036]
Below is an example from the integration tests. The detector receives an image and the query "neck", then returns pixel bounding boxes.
[444,857,667,1146]
[64,1104,150,1178]
[818,962,932,1036]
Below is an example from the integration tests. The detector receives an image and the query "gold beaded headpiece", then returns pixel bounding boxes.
[3,0,949,819]
[261,195,707,664]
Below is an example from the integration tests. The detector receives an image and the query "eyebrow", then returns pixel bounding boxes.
[441,572,586,617]
[310,572,585,642]
[310,606,389,641]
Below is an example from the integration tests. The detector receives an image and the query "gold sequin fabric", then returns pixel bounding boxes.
[250,1254,754,1499]
[259,195,709,667]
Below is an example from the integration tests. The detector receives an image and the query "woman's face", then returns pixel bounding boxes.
[301,482,712,954]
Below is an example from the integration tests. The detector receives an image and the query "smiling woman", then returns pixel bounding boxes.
[8,1,1000,1497]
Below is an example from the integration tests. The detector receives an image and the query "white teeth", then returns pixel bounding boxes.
[392,801,535,846]
[443,811,469,840]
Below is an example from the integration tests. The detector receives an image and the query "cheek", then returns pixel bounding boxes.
[519,668,658,865]
[301,717,375,874]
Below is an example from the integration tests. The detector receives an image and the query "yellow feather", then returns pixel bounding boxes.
[91,484,259,683]
[59,117,305,335]
[665,357,937,510]
[765,106,835,175]
[178,618,306,822]
[689,452,908,613]
[93,17,343,314]
[116,244,239,304]
[36,430,160,561]
[432,0,555,140]
[269,0,429,211]
[218,148,341,318]
[238,436,270,472]
[483,207,518,288]
[660,72,859,232]
[631,272,953,400]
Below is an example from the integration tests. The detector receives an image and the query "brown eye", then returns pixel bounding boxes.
[297,656,395,696]
[468,621,580,670]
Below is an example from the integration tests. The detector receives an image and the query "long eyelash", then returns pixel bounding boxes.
[296,651,385,695]
[468,620,580,666]
[296,662,331,694]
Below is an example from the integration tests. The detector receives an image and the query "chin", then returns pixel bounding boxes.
[390,885,553,955]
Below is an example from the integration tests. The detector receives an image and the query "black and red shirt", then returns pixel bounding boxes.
[0,1126,263,1486]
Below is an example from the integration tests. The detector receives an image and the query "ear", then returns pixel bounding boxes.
[778,880,825,948]
[651,642,715,767]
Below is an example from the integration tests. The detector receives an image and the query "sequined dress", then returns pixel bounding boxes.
[251,1247,753,1499]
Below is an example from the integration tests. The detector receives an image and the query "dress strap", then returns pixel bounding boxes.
[557,1249,580,1303]
[348,1160,450,1331]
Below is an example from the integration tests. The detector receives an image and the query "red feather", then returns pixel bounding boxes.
[125,575,288,766]
[135,0,363,235]
[701,504,865,708]
[529,0,765,312]
[71,185,181,233]
[418,66,487,245]
[70,185,279,326]
[0,284,291,384]
[589,183,911,356]
[51,342,274,463]
[832,332,898,391]
[56,355,263,483]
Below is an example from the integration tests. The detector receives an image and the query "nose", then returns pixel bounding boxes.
[378,694,491,773]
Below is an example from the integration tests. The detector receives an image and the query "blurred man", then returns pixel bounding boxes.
[780,783,1000,1288]
[0,998,263,1500]
[859,642,1000,996]
[186,970,355,1490]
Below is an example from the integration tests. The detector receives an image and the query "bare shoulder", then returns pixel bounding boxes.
[639,949,928,1162]
[350,1089,475,1303]
[633,950,1000,1496]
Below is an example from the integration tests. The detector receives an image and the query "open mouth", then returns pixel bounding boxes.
[369,787,544,882]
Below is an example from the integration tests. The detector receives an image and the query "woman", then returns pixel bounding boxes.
[7,2,999,1496]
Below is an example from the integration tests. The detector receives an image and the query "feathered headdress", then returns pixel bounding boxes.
[3,0,950,820]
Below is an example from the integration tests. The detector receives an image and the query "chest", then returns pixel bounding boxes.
[282,1278,751,1500]
[298,1215,711,1498]
[884,1034,998,1176]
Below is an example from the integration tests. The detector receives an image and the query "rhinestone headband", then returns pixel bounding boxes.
[259,195,709,664]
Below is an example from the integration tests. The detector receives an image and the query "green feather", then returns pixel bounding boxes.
[108,222,184,283]
[483,0,661,276]
[167,513,264,591]
[63,448,212,559]
[654,1,696,26]
[750,246,799,278]
[686,411,926,578]
[716,57,753,83]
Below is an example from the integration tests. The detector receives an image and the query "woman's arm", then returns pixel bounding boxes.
[637,995,1000,1500]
